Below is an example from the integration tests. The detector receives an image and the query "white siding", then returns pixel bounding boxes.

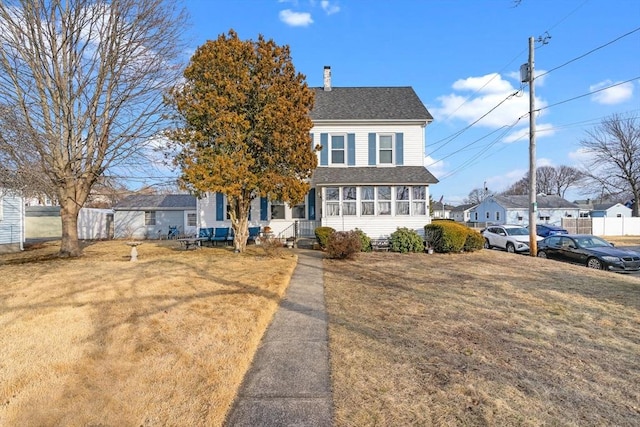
[114,211,145,239]
[77,208,113,240]
[0,192,24,252]
[311,123,426,167]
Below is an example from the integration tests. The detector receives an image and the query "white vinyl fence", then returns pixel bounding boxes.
[563,217,640,236]
[591,217,640,236]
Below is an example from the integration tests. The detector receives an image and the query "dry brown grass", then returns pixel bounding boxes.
[325,250,640,426]
[0,240,297,426]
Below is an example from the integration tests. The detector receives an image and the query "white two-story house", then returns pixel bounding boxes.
[198,66,438,240]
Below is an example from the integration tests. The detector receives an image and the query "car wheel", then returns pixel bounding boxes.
[586,257,604,270]
[484,239,492,249]
[537,250,547,258]
[506,243,516,253]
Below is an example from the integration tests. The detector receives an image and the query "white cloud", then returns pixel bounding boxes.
[321,0,340,15]
[590,79,634,105]
[432,73,548,129]
[424,155,447,179]
[487,168,527,192]
[279,9,313,26]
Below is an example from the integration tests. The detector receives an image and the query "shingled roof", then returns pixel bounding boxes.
[310,87,433,122]
[492,194,579,209]
[312,166,439,186]
[114,194,196,210]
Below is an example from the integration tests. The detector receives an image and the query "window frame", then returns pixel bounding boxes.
[330,134,346,165]
[144,211,156,226]
[378,134,394,165]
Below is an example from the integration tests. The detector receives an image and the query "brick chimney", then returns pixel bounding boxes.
[323,65,331,91]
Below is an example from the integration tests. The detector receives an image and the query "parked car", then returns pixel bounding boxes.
[482,225,542,253]
[535,223,568,237]
[537,234,640,272]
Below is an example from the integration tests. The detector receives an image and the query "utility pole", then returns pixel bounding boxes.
[528,36,537,256]
[522,36,537,256]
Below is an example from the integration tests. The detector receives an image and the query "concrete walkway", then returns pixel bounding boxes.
[225,249,333,427]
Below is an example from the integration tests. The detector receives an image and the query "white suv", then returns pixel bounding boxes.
[482,225,542,253]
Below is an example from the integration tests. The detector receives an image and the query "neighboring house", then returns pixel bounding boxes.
[114,194,197,239]
[431,201,454,220]
[198,66,439,239]
[590,202,632,218]
[451,203,477,223]
[0,189,25,253]
[471,194,580,226]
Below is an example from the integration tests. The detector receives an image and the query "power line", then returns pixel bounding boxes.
[537,77,639,111]
[428,90,522,155]
[537,26,640,80]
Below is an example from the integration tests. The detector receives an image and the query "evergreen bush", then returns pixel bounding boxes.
[314,226,335,249]
[354,228,372,252]
[389,227,424,253]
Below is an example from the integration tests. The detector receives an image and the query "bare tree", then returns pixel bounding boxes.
[501,165,583,198]
[0,0,187,256]
[465,187,492,204]
[580,114,640,216]
[554,165,583,198]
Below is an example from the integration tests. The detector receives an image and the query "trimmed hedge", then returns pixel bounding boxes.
[425,221,483,253]
[390,227,424,253]
[314,226,335,249]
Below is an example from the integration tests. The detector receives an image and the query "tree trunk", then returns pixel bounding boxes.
[230,196,251,253]
[57,180,91,257]
[59,199,82,257]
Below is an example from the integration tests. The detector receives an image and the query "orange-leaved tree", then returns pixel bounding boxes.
[167,30,317,252]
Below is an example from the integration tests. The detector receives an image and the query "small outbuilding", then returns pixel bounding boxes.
[113,194,197,240]
[0,189,25,253]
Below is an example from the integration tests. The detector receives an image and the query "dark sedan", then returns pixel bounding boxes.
[537,234,640,272]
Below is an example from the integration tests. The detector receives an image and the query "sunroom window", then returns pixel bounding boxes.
[396,186,410,215]
[377,186,391,215]
[361,186,375,215]
[343,186,356,215]
[412,186,426,215]
[326,187,340,216]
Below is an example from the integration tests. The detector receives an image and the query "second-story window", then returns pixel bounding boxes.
[379,134,393,164]
[331,135,345,164]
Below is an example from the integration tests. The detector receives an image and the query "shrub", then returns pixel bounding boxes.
[389,227,424,253]
[354,228,372,252]
[425,221,482,253]
[326,231,362,259]
[314,226,335,249]
[260,235,285,258]
[463,228,484,252]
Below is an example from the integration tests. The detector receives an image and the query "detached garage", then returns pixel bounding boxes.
[113,194,196,240]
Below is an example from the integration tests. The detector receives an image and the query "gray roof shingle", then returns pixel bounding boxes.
[310,87,433,121]
[493,194,579,209]
[114,194,196,210]
[311,166,439,186]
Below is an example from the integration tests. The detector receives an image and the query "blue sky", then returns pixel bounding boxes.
[181,0,640,205]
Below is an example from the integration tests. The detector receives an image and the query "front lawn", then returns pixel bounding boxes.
[0,240,296,426]
[325,250,640,426]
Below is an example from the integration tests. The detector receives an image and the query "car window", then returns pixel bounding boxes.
[506,227,528,236]
[547,236,561,246]
[561,237,576,249]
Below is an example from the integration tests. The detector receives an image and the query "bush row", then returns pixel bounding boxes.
[315,222,483,259]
